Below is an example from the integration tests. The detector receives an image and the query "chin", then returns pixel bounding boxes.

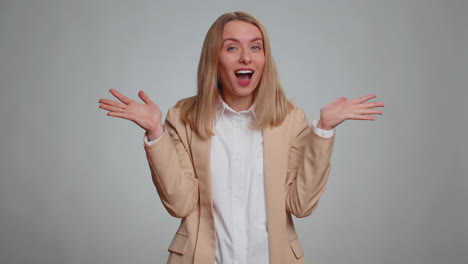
[233,86,257,97]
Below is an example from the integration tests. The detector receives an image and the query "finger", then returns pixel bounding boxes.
[107,111,133,121]
[334,97,347,103]
[346,114,375,121]
[99,104,126,113]
[351,94,377,104]
[138,90,153,105]
[98,98,126,109]
[356,109,383,115]
[109,89,132,104]
[362,101,385,108]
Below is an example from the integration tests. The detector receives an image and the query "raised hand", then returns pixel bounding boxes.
[99,89,164,140]
[318,94,384,130]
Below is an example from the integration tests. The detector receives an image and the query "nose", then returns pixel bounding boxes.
[239,49,251,64]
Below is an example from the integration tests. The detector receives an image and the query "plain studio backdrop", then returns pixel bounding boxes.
[0,0,466,263]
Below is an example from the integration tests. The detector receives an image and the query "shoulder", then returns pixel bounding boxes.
[162,97,197,146]
[165,96,196,125]
[280,104,310,142]
[284,104,308,126]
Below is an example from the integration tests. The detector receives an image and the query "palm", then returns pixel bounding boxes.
[319,94,384,130]
[99,89,163,133]
[125,100,161,129]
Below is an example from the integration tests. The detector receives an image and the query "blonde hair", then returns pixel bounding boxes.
[177,11,294,138]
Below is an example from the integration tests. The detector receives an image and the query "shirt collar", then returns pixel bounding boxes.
[216,96,257,122]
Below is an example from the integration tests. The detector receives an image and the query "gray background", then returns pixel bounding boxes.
[0,0,466,263]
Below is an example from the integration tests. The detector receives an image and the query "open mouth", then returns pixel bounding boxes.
[235,69,254,86]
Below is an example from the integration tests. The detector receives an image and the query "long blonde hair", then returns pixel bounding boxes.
[177,11,294,138]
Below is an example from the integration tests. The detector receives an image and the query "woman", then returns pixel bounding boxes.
[99,11,383,264]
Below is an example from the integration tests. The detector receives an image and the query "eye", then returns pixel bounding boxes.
[227,46,237,52]
[251,45,262,52]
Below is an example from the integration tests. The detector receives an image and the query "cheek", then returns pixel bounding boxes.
[256,54,265,71]
[257,59,266,76]
[218,57,232,77]
[218,65,233,88]
[218,63,228,79]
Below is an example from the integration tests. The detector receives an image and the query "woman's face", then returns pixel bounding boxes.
[218,20,265,109]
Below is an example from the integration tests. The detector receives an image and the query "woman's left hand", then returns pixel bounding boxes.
[318,94,384,130]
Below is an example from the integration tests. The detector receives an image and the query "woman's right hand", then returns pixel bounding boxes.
[99,89,164,141]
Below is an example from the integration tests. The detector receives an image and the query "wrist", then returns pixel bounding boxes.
[146,123,164,141]
[317,120,333,131]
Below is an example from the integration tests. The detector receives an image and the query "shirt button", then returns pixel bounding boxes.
[233,116,242,127]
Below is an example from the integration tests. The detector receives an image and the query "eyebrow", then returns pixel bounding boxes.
[223,37,263,43]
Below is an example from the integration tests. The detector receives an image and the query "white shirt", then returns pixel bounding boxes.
[211,100,268,264]
[145,101,334,264]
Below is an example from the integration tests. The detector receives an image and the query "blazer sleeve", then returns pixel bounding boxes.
[285,108,335,218]
[143,107,199,218]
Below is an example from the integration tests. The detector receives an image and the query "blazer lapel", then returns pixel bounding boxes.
[191,131,212,200]
[190,132,217,264]
[263,126,288,264]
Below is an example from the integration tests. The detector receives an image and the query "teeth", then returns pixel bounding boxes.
[235,70,253,74]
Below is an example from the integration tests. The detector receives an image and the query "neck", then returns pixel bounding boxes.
[222,94,253,112]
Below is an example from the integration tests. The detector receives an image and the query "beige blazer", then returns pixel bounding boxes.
[144,104,335,264]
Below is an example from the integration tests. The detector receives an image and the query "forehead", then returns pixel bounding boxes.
[222,20,262,41]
